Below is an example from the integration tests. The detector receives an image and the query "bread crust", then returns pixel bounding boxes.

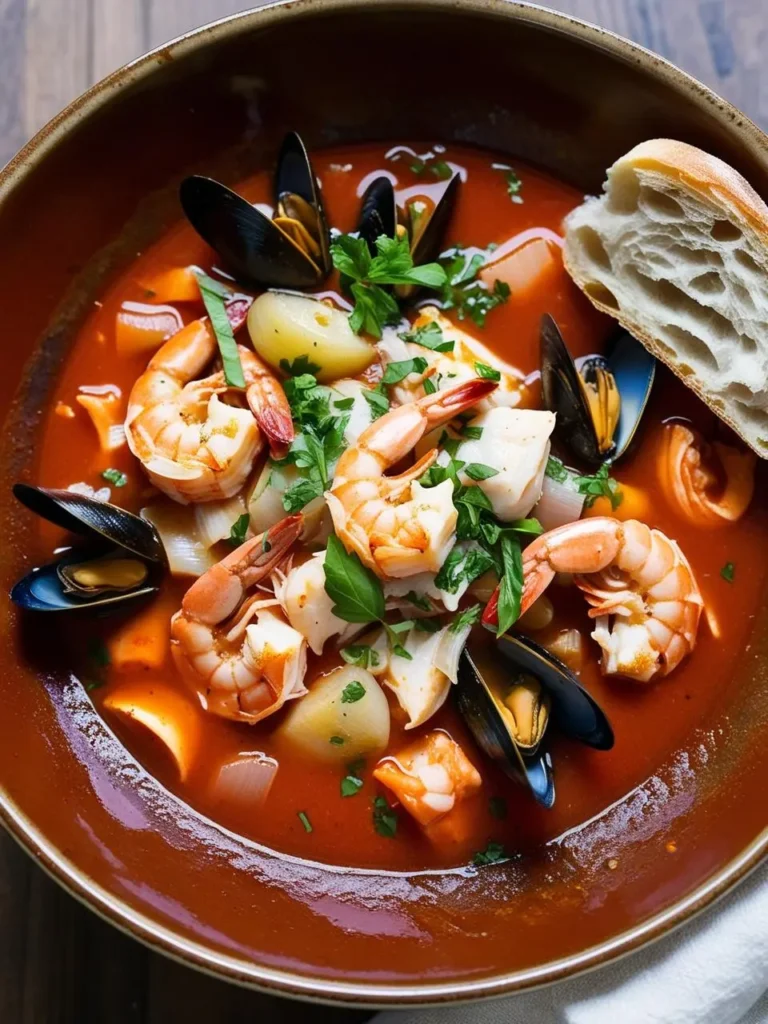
[563,138,768,458]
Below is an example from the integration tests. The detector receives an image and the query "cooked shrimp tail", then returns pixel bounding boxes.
[240,347,295,458]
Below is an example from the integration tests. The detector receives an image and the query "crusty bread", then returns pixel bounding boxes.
[563,139,768,457]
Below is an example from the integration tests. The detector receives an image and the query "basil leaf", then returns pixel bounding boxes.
[341,774,364,797]
[496,534,523,636]
[474,362,501,381]
[195,274,245,388]
[363,386,390,420]
[463,463,499,481]
[283,479,323,513]
[323,535,385,624]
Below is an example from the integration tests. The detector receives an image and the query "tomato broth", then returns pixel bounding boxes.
[32,143,768,871]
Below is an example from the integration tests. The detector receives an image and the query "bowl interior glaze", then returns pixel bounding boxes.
[0,0,766,1005]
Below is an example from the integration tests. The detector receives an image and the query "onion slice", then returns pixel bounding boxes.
[141,501,218,577]
[210,752,278,808]
[532,474,585,531]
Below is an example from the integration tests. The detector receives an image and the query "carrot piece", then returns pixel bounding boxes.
[108,599,171,673]
[141,266,204,305]
[585,483,650,522]
[480,237,560,301]
[75,392,125,452]
[102,681,201,781]
[115,302,183,357]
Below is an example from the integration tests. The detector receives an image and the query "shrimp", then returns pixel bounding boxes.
[170,515,307,723]
[483,518,703,683]
[373,731,482,827]
[125,317,293,503]
[326,377,498,579]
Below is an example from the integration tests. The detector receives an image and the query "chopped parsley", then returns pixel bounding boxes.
[721,562,735,583]
[575,464,623,510]
[373,795,398,838]
[463,463,499,482]
[341,770,364,798]
[408,157,453,180]
[340,644,380,669]
[297,811,313,833]
[437,245,510,328]
[280,354,322,376]
[381,356,428,385]
[229,513,250,546]
[449,604,482,633]
[102,468,127,487]
[330,233,447,338]
[472,841,508,866]
[474,362,501,382]
[399,321,454,353]
[545,456,569,483]
[340,680,366,704]
[362,385,390,420]
[494,165,523,204]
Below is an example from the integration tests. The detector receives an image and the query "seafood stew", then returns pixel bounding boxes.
[15,138,768,873]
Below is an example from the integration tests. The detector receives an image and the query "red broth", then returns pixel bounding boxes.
[33,143,768,870]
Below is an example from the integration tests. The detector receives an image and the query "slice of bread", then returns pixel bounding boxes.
[563,139,768,457]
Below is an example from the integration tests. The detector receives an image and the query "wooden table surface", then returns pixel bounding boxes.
[0,1,766,1020]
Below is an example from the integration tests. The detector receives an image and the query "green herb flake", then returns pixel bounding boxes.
[422,376,437,395]
[297,811,313,834]
[280,354,322,376]
[340,680,366,704]
[496,534,523,636]
[102,468,127,488]
[449,604,482,633]
[489,796,508,820]
[329,735,346,746]
[333,396,355,411]
[363,385,390,420]
[405,590,432,611]
[373,795,398,838]
[382,356,429,386]
[498,166,524,204]
[194,271,245,388]
[438,246,511,328]
[545,455,569,483]
[463,463,499,482]
[341,774,364,798]
[229,513,250,547]
[340,644,380,669]
[721,562,736,583]
[323,535,386,624]
[473,841,508,866]
[575,464,623,511]
[474,362,501,382]
[461,424,483,441]
[399,321,454,353]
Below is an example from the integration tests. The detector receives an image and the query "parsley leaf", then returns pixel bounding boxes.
[399,321,455,353]
[575,465,623,510]
[297,811,313,833]
[280,354,322,376]
[463,463,499,482]
[229,513,250,546]
[405,590,432,611]
[438,246,510,328]
[545,455,569,483]
[435,545,495,593]
[333,396,355,411]
[496,166,523,204]
[283,479,323,513]
[102,468,127,487]
[373,795,398,838]
[362,385,390,420]
[474,362,501,381]
[473,841,508,866]
[496,534,523,636]
[323,535,385,624]
[341,681,366,704]
[330,233,371,279]
[340,644,380,669]
[382,356,428,385]
[721,562,735,583]
[449,604,482,633]
[341,770,364,797]
[348,280,401,337]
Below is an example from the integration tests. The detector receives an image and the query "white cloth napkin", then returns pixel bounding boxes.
[375,863,768,1024]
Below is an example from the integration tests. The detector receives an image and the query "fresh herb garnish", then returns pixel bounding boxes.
[494,165,523,204]
[422,377,437,395]
[330,736,346,746]
[324,535,385,624]
[362,385,390,420]
[340,644,380,669]
[496,534,524,636]
[449,604,482,633]
[472,841,508,866]
[381,356,429,386]
[229,513,250,547]
[575,464,623,510]
[341,771,364,797]
[474,362,501,382]
[194,270,245,388]
[438,245,510,328]
[545,455,569,483]
[331,234,447,338]
[373,795,398,838]
[435,544,495,594]
[399,321,455,353]
[463,463,499,482]
[340,680,367,704]
[489,796,508,820]
[280,354,322,376]
[721,562,735,583]
[333,396,355,411]
[404,155,453,180]
[461,424,483,441]
[297,811,313,834]
[102,468,127,487]
[405,590,432,611]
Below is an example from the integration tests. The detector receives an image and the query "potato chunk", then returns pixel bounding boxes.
[277,666,389,763]
[247,292,374,382]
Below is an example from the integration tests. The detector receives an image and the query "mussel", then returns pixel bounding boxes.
[455,633,613,807]
[540,314,655,466]
[180,131,331,291]
[356,172,460,295]
[10,484,165,612]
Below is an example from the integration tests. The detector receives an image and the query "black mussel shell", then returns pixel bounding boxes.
[406,173,460,267]
[11,551,159,613]
[179,176,323,290]
[274,131,331,276]
[541,313,606,465]
[456,650,556,808]
[604,331,656,460]
[13,485,165,563]
[357,176,397,253]
[497,634,614,750]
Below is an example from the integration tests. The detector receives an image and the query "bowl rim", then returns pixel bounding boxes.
[1,0,766,1006]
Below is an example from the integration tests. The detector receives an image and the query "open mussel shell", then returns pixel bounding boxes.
[406,173,460,268]
[274,131,331,276]
[540,315,655,466]
[10,485,165,613]
[497,633,614,750]
[357,176,398,253]
[456,650,556,808]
